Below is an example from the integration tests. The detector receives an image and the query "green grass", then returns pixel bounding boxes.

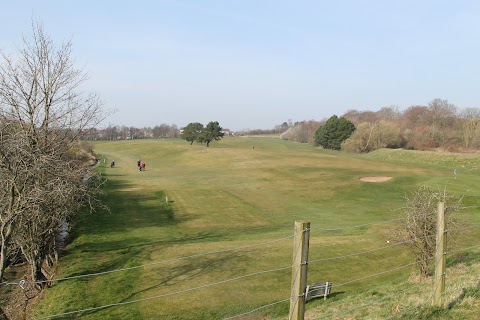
[302,258,480,320]
[29,139,480,319]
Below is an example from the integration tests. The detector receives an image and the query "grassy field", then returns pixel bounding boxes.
[30,138,480,319]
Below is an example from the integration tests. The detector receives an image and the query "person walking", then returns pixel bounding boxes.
[141,162,146,171]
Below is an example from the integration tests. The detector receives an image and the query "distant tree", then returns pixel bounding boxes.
[341,122,371,153]
[152,124,168,138]
[103,125,118,140]
[129,126,142,139]
[181,122,204,145]
[198,121,224,147]
[376,106,401,121]
[402,105,428,128]
[243,128,278,135]
[117,125,128,140]
[152,125,161,138]
[152,124,178,139]
[343,109,378,126]
[281,122,289,131]
[314,115,355,150]
[280,120,322,144]
[169,124,179,138]
[425,99,458,147]
[460,108,480,148]
[462,118,480,149]
[144,127,153,138]
[342,120,403,153]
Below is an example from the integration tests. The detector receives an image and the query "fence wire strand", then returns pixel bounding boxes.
[4,219,477,319]
[333,255,438,290]
[33,265,293,319]
[223,298,290,320]
[2,232,298,287]
[309,232,437,264]
[449,223,480,232]
[315,284,423,319]
[448,243,480,254]
[312,217,405,233]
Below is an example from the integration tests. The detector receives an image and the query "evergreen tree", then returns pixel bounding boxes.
[198,121,224,147]
[181,122,204,145]
[314,115,355,150]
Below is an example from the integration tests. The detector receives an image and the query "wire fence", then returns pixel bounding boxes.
[3,217,478,320]
[34,265,293,320]
[315,284,424,319]
[1,231,299,287]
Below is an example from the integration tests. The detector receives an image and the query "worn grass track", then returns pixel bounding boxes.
[31,138,480,319]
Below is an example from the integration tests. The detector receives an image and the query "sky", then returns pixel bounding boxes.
[2,1,480,131]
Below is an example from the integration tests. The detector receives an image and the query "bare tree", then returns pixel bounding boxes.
[0,120,31,281]
[460,107,480,149]
[280,120,322,144]
[376,105,401,121]
[393,186,461,277]
[426,99,459,148]
[341,120,402,153]
[168,124,179,138]
[0,21,108,282]
[342,109,378,126]
[102,124,118,140]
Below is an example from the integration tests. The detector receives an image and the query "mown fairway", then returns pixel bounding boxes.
[32,138,480,319]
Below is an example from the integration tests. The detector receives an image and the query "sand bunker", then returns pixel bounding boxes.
[359,176,392,182]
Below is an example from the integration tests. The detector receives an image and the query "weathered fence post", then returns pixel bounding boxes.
[433,202,447,307]
[289,221,310,320]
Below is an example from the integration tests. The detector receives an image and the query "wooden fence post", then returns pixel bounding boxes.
[433,202,447,307]
[289,221,310,320]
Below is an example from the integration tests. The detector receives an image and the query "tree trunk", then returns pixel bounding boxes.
[0,222,13,282]
[417,258,429,277]
[0,244,7,283]
[30,254,47,289]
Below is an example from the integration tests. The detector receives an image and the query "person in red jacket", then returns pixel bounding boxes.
[141,162,146,171]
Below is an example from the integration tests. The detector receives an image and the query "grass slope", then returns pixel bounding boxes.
[30,139,480,319]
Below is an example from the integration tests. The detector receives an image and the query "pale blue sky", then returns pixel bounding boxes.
[2,1,480,131]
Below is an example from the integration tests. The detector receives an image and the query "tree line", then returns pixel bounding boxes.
[82,123,180,140]
[86,121,226,146]
[281,101,480,152]
[89,98,479,153]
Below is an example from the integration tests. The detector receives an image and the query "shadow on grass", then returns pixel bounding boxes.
[118,251,244,301]
[47,170,295,319]
[70,176,191,242]
[70,251,250,319]
[446,251,480,268]
[62,229,228,278]
[61,170,253,278]
[447,280,480,310]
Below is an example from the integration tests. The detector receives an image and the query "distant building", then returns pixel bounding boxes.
[221,128,234,136]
